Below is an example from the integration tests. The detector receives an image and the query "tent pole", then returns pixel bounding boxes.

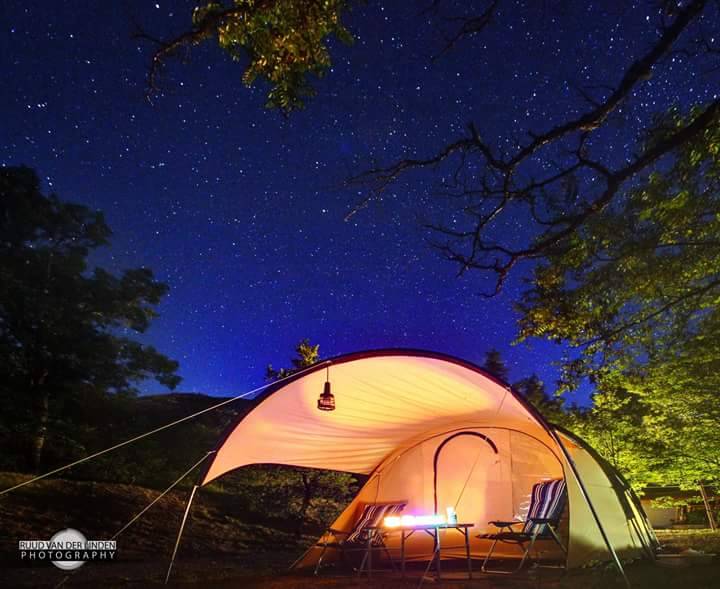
[553,434,631,589]
[698,481,717,531]
[165,484,199,584]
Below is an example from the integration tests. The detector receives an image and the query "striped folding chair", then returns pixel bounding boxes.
[478,478,567,574]
[314,501,406,575]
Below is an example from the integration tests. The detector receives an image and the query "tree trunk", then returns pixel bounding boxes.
[296,472,314,537]
[30,393,49,472]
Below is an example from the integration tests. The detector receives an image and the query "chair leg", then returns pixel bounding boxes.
[382,542,397,573]
[548,525,567,554]
[314,541,329,576]
[357,546,369,576]
[482,539,539,575]
[528,525,567,571]
[516,533,539,572]
[481,538,518,574]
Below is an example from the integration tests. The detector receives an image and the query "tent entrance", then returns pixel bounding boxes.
[307,427,568,563]
[433,432,500,531]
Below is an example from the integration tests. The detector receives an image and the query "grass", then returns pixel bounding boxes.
[655,529,720,554]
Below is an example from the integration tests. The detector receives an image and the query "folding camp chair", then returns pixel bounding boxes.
[478,478,567,574]
[313,501,406,575]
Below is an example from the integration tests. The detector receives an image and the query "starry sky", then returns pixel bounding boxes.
[2,1,715,399]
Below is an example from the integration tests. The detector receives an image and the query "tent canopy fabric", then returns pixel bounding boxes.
[201,350,553,484]
[199,349,657,569]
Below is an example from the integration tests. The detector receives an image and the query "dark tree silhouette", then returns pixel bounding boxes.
[0,167,180,470]
[481,348,509,382]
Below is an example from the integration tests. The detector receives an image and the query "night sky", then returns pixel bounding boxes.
[2,2,714,399]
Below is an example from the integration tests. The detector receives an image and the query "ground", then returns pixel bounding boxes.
[0,473,717,588]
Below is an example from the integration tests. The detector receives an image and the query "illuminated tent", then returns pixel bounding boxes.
[198,350,657,571]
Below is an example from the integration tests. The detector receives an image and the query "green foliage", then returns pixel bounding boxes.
[265,337,319,380]
[516,106,720,488]
[559,391,662,490]
[211,464,358,531]
[192,0,352,111]
[513,373,569,426]
[0,166,180,470]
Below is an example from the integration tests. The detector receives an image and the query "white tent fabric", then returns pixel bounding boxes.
[555,430,657,566]
[202,353,547,482]
[199,350,655,569]
[294,425,567,564]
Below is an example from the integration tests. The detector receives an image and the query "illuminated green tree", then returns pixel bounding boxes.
[142,0,352,111]
[516,107,720,487]
[266,338,319,380]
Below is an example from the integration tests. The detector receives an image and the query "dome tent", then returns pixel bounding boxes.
[197,349,656,575]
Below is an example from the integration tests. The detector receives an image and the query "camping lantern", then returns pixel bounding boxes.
[317,366,335,411]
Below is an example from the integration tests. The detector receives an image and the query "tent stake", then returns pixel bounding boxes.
[165,484,199,584]
[553,434,631,589]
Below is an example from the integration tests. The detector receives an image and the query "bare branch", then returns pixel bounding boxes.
[348,0,714,295]
[431,0,500,60]
[136,3,273,100]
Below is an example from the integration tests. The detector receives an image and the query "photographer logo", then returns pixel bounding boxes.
[18,528,117,570]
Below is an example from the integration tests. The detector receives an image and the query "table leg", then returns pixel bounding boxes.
[464,528,472,579]
[419,530,437,589]
[367,529,372,578]
[435,526,441,580]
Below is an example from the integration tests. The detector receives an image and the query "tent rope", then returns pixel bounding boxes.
[0,362,327,497]
[452,441,490,510]
[451,389,508,510]
[51,451,215,589]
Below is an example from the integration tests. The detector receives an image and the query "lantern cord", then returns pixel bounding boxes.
[0,361,329,497]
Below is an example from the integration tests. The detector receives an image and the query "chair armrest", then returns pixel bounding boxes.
[527,518,556,525]
[488,520,522,529]
[325,528,350,536]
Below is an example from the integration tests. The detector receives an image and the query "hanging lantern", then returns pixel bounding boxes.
[317,367,336,411]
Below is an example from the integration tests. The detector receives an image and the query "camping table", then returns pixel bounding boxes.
[364,523,474,581]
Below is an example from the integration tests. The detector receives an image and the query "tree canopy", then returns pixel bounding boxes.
[266,338,319,380]
[136,0,720,492]
[141,0,352,111]
[515,109,720,488]
[480,348,509,382]
[0,166,180,469]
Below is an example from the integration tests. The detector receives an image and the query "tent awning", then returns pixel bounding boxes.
[201,350,554,485]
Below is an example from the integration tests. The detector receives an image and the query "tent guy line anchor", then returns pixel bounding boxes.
[51,451,215,589]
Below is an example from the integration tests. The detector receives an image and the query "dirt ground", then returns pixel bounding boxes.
[2,551,719,589]
[1,473,718,589]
